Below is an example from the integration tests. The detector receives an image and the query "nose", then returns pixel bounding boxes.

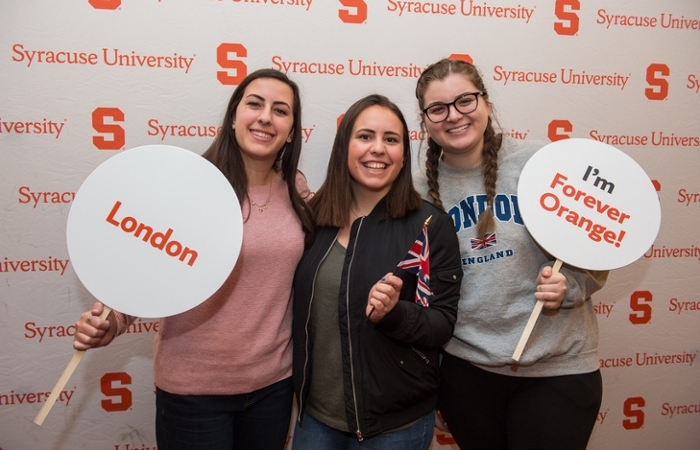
[258,106,273,124]
[446,103,463,122]
[369,138,385,154]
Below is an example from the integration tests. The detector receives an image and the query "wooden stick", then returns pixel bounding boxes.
[511,260,563,362]
[33,305,112,426]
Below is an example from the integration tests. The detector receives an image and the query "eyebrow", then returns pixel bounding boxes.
[356,128,401,137]
[426,92,470,108]
[245,93,291,109]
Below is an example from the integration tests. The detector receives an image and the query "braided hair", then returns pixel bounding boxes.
[416,58,502,237]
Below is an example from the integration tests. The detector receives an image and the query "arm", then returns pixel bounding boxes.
[73,301,135,350]
[369,213,463,348]
[536,263,609,310]
[559,265,609,309]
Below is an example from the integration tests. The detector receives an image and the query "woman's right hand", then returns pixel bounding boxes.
[73,302,116,350]
[366,273,402,322]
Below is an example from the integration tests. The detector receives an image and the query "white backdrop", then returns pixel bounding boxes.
[1,1,699,449]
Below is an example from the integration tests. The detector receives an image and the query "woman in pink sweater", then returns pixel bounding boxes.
[73,68,313,450]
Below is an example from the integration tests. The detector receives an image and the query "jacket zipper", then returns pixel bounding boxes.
[298,238,336,422]
[347,217,365,441]
[412,346,430,364]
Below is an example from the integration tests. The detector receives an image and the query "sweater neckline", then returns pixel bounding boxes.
[438,158,482,177]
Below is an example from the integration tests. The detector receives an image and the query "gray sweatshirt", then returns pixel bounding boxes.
[414,137,608,377]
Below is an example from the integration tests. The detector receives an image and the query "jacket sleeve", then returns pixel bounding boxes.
[374,212,463,349]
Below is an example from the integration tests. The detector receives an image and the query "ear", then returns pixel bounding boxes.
[286,131,293,143]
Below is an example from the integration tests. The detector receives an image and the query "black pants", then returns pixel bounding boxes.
[438,353,602,450]
[155,377,293,450]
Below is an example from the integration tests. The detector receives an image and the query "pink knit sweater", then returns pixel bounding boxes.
[114,173,305,395]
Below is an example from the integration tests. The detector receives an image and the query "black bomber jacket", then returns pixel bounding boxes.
[292,199,463,442]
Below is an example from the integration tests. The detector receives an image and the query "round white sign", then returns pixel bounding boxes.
[517,138,661,271]
[66,145,243,318]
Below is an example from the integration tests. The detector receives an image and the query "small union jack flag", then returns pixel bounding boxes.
[470,232,497,250]
[397,216,432,307]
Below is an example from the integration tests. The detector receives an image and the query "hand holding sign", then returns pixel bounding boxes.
[34,145,243,425]
[512,138,661,361]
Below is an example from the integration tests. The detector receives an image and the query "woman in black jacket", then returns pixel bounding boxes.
[292,94,463,449]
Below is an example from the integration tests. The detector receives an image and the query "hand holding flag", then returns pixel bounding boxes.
[367,215,433,320]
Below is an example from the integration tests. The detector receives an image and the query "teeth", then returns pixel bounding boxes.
[251,130,273,139]
[364,162,387,169]
[448,124,470,134]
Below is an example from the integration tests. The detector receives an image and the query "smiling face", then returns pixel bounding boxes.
[422,73,492,168]
[347,105,405,198]
[233,77,295,168]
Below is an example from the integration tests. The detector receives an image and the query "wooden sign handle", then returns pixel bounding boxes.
[511,260,563,362]
[33,305,112,426]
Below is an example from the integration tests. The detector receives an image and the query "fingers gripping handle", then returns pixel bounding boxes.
[511,260,563,362]
[33,305,112,426]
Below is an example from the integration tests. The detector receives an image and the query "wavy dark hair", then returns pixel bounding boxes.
[311,94,422,227]
[202,68,313,244]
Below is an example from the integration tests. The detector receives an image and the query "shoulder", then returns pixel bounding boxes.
[410,200,454,230]
[500,137,547,167]
[419,199,444,216]
[412,168,429,194]
[294,170,313,200]
[412,167,427,183]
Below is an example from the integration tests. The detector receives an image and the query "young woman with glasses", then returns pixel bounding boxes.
[413,58,609,450]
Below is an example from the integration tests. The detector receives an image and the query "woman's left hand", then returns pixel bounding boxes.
[366,272,402,322]
[535,266,567,309]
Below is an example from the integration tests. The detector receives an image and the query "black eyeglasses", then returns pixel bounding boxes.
[422,92,485,123]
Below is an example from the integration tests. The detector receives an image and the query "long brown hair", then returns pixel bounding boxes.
[202,68,313,244]
[311,94,422,227]
[415,58,502,237]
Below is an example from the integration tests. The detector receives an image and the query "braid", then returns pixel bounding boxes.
[425,137,444,211]
[416,58,504,235]
[476,119,502,237]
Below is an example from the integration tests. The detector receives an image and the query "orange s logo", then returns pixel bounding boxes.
[435,432,456,445]
[629,291,652,325]
[92,107,125,150]
[554,0,580,36]
[339,0,367,24]
[622,397,645,430]
[100,372,133,412]
[547,120,572,142]
[448,54,474,64]
[89,0,120,9]
[216,43,248,86]
[645,63,670,101]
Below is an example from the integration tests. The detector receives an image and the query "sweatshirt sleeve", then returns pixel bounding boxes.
[556,264,609,309]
